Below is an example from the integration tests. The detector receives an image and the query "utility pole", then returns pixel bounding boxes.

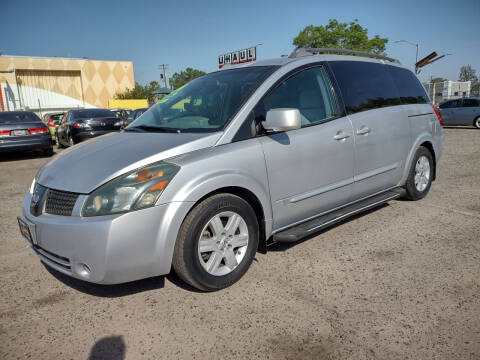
[158,64,168,88]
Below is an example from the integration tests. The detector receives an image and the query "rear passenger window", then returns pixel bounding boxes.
[330,61,400,115]
[387,66,429,104]
[462,99,480,107]
[264,66,338,126]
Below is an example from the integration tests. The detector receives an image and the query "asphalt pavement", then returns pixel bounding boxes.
[0,127,479,359]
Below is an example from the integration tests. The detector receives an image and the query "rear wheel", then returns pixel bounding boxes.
[474,116,480,129]
[172,194,259,291]
[405,146,434,200]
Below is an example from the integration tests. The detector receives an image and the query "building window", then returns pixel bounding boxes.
[454,91,459,96]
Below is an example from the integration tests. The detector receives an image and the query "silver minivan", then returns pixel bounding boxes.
[18,48,444,291]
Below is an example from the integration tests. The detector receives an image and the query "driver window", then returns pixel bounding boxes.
[264,66,338,126]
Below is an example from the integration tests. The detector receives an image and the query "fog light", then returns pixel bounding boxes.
[75,262,91,279]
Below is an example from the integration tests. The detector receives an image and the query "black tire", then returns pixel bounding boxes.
[43,147,54,156]
[405,146,434,201]
[172,193,259,291]
[474,116,480,129]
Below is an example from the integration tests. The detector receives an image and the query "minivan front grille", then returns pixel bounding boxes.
[45,189,79,216]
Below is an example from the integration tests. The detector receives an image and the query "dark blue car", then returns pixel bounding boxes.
[0,111,53,155]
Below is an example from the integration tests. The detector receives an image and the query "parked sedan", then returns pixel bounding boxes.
[0,111,53,155]
[439,97,480,128]
[56,109,124,147]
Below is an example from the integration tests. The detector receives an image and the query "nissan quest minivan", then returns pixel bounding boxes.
[18,48,444,291]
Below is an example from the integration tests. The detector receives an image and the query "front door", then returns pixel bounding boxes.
[258,66,355,231]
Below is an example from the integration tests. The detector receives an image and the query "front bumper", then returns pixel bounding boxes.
[21,191,193,284]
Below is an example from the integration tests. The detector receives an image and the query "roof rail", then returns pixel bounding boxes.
[289,47,400,64]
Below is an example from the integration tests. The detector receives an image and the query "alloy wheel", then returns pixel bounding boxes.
[414,155,431,192]
[197,211,249,276]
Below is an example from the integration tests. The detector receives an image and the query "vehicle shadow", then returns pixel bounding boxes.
[88,336,126,360]
[0,150,56,162]
[43,263,166,297]
[43,262,204,296]
[268,203,388,252]
[442,126,477,130]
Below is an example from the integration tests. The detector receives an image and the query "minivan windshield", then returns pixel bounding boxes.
[127,66,276,133]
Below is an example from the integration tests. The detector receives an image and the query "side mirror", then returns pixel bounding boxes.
[263,108,301,133]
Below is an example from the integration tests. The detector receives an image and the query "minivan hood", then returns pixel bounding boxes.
[36,131,222,193]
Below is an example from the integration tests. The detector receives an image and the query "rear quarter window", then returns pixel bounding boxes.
[329,61,401,115]
[387,66,429,104]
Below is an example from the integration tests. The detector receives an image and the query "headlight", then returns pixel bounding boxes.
[82,161,180,217]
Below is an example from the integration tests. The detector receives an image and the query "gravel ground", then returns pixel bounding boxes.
[0,128,479,360]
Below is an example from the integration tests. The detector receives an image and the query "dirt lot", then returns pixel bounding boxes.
[0,128,479,360]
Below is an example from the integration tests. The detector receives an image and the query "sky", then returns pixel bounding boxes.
[1,0,479,86]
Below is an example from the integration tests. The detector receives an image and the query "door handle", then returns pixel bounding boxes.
[333,131,350,141]
[356,126,371,135]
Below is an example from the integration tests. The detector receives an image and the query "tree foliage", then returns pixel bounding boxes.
[115,81,161,103]
[169,67,206,90]
[293,19,388,55]
[459,65,479,96]
[431,77,447,83]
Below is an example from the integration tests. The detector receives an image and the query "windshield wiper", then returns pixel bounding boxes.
[125,125,181,133]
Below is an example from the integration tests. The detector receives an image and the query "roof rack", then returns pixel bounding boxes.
[289,47,400,64]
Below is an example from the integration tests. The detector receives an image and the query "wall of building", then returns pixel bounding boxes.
[423,80,471,104]
[0,56,134,112]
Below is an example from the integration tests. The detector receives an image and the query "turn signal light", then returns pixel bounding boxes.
[136,169,164,183]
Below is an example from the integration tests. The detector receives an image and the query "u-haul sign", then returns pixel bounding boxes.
[218,46,256,68]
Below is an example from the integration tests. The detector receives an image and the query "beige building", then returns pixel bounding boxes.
[0,55,134,112]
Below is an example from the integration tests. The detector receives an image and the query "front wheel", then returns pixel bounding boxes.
[474,116,480,129]
[172,194,259,291]
[405,146,434,200]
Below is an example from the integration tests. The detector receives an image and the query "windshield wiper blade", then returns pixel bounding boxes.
[125,125,181,133]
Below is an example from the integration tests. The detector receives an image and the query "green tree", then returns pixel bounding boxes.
[293,19,388,55]
[115,81,161,103]
[169,67,206,90]
[431,77,447,83]
[458,65,477,83]
[459,65,479,96]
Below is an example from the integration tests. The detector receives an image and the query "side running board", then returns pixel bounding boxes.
[272,188,406,243]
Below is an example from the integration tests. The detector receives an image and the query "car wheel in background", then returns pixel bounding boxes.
[172,193,259,291]
[474,116,480,129]
[405,146,434,201]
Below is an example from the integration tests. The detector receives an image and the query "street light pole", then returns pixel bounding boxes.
[395,40,419,74]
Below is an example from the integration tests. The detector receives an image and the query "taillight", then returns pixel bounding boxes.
[430,104,443,126]
[0,130,11,137]
[73,122,83,128]
[28,127,49,134]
